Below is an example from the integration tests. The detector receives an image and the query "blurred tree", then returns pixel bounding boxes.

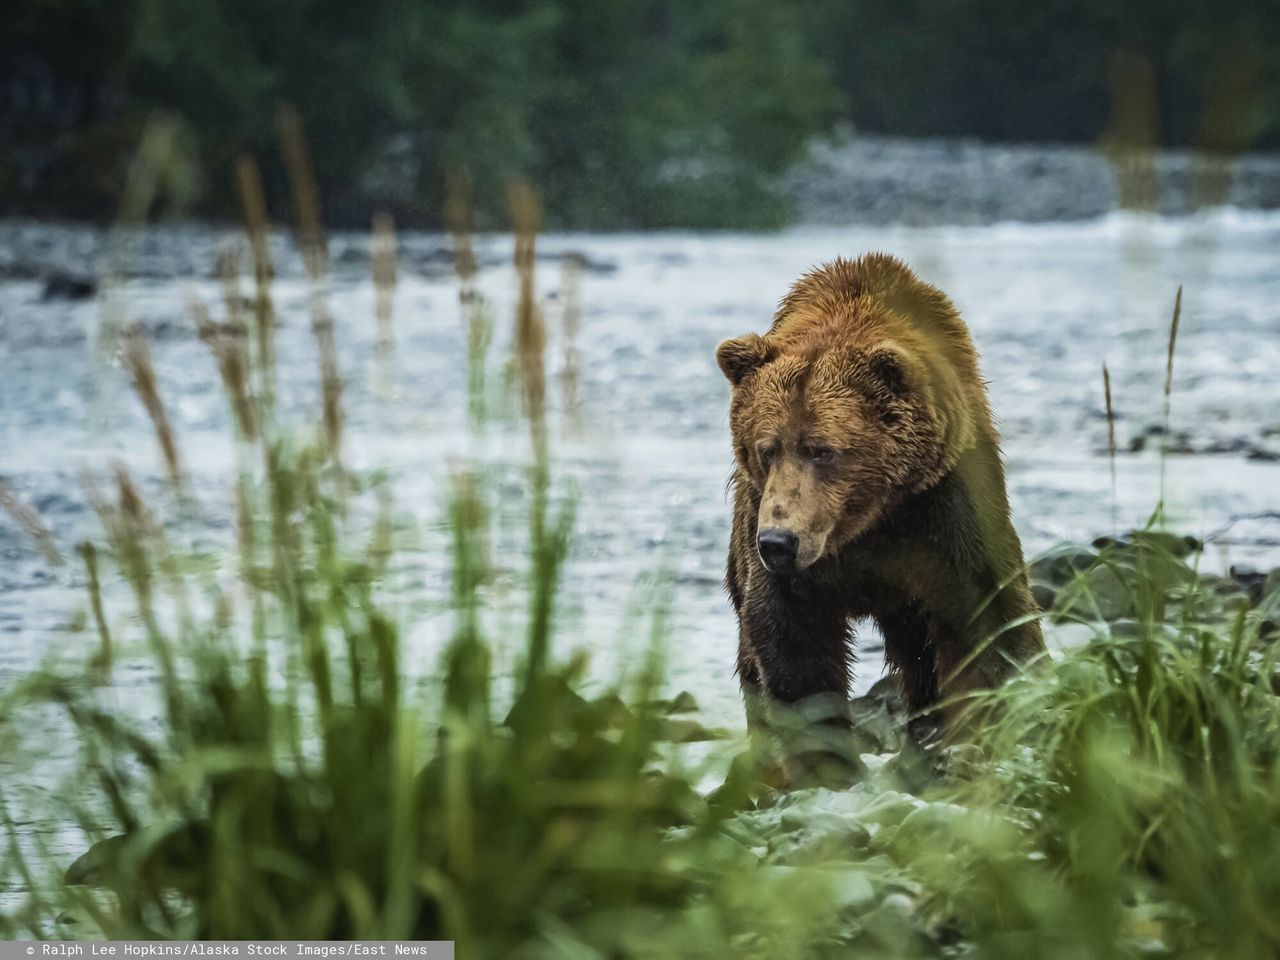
[805,0,1280,150]
[0,0,837,226]
[1,0,1277,226]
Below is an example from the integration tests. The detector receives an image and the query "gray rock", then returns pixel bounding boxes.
[41,271,96,300]
[1230,565,1271,606]
[1054,563,1134,622]
[1093,531,1201,558]
[1030,548,1099,586]
[1031,582,1057,612]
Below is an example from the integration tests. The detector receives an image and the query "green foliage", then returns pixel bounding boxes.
[5,0,1279,225]
[933,534,1280,958]
[526,0,841,228]
[1,0,838,227]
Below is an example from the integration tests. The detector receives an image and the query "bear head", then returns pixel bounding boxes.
[717,331,954,575]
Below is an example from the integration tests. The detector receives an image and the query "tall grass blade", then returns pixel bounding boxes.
[1164,284,1183,399]
[1103,362,1117,535]
[0,479,63,566]
[278,110,344,460]
[1157,285,1183,521]
[560,256,582,431]
[372,211,398,399]
[235,157,278,414]
[119,325,188,498]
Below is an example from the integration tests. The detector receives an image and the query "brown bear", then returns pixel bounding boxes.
[717,254,1045,775]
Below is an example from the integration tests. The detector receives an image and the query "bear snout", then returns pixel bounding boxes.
[757,528,799,574]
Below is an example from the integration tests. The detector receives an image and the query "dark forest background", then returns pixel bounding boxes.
[3,0,1279,228]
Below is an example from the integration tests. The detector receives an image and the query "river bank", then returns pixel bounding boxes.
[783,134,1280,225]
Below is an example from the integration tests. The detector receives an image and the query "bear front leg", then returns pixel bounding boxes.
[932,578,1047,740]
[930,617,1025,740]
[741,570,863,786]
[736,637,773,743]
[877,604,944,746]
[734,638,792,790]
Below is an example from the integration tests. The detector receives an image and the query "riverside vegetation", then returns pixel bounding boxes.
[5,0,1280,227]
[1,156,1279,957]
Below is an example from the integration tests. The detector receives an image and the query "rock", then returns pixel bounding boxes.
[1266,570,1280,603]
[1030,548,1099,586]
[1031,582,1057,612]
[938,743,986,780]
[1163,533,1203,557]
[65,823,208,894]
[541,250,618,275]
[1109,618,1143,638]
[878,739,945,794]
[41,271,96,300]
[659,717,729,742]
[666,690,699,713]
[1117,423,1278,461]
[1051,562,1134,622]
[1200,436,1253,455]
[331,244,370,268]
[64,835,124,886]
[1093,530,1201,558]
[409,247,457,268]
[1107,620,1179,642]
[823,865,881,913]
[886,801,975,861]
[850,676,909,754]
[1229,565,1270,605]
[771,807,873,864]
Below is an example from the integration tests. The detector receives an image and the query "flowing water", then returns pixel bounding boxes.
[2,210,1279,743]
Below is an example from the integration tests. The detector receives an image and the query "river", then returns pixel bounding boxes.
[2,209,1279,739]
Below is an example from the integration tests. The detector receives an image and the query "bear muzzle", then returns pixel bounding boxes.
[757,528,800,574]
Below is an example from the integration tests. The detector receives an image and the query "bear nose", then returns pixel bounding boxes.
[757,528,799,574]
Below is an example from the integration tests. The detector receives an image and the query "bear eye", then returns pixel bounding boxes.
[757,443,779,468]
[807,446,836,466]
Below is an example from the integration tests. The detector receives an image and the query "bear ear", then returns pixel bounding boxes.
[716,334,775,385]
[855,343,921,426]
[865,344,913,398]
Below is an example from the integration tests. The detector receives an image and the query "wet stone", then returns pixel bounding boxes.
[1230,565,1270,605]
[1092,531,1202,558]
[41,271,96,301]
[1030,548,1099,586]
[1030,582,1057,612]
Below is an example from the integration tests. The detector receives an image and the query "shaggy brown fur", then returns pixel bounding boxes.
[717,254,1045,776]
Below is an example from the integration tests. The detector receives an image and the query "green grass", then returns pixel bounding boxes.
[2,169,1280,957]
